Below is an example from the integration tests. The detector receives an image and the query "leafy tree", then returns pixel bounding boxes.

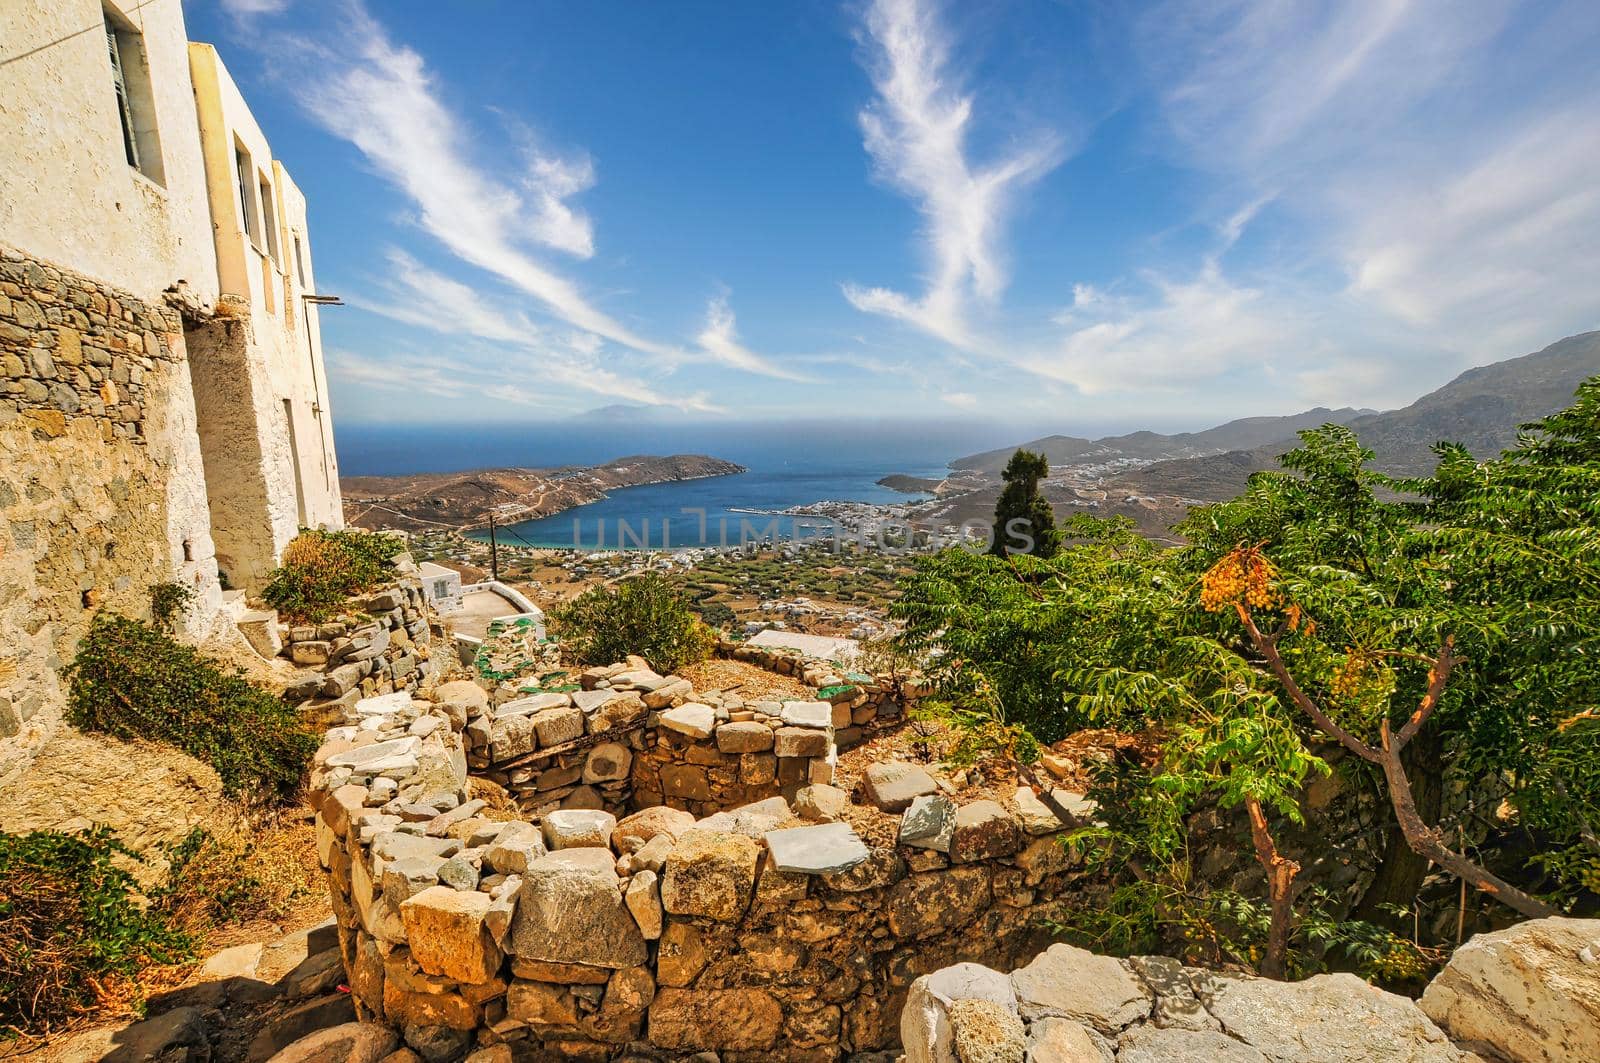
[551,572,717,673]
[990,448,1061,557]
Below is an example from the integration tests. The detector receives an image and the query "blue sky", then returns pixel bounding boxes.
[189,0,1600,429]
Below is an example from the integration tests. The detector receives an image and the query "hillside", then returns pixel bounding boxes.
[1114,331,1600,501]
[950,407,1374,474]
[342,454,747,533]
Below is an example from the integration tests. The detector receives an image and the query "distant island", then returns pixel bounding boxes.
[876,474,944,494]
[342,454,746,534]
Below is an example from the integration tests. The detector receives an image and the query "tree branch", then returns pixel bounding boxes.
[1234,603,1376,762]
[1245,796,1300,979]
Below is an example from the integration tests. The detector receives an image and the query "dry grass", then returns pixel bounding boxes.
[678,658,814,702]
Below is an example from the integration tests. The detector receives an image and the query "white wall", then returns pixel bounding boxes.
[0,0,218,305]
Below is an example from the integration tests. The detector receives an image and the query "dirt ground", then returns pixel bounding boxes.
[678,658,815,702]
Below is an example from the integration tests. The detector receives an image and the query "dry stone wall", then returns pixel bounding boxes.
[903,917,1600,1063]
[310,664,1094,1060]
[0,247,221,786]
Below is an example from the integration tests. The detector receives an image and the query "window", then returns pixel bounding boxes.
[259,175,280,265]
[293,234,306,287]
[104,8,164,183]
[235,143,258,243]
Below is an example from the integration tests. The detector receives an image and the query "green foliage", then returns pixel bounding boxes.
[990,448,1061,557]
[261,528,404,623]
[67,614,317,803]
[551,572,717,673]
[0,827,193,1034]
[148,581,195,634]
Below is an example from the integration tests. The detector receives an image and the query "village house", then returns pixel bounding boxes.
[0,0,341,782]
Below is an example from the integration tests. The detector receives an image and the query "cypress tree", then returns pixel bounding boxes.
[989,448,1060,557]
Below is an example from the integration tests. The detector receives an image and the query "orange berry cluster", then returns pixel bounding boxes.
[1201,545,1277,612]
[1330,650,1372,701]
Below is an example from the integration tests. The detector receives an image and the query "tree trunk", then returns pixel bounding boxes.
[1246,797,1299,979]
[1354,728,1442,926]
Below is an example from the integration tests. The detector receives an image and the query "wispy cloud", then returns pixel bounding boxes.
[844,0,1063,348]
[695,295,811,382]
[289,5,670,356]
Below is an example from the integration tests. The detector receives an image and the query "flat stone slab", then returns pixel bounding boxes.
[780,701,834,729]
[763,822,871,875]
[573,689,621,714]
[355,691,412,717]
[496,692,571,718]
[323,736,420,769]
[660,703,717,739]
[899,794,957,852]
[746,628,861,663]
[542,809,617,849]
[863,761,939,812]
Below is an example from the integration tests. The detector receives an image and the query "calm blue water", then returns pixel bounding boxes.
[334,418,1081,549]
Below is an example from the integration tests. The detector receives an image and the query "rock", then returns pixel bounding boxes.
[900,794,957,851]
[902,963,1019,1063]
[582,741,632,783]
[372,832,460,863]
[1128,954,1215,1031]
[248,993,357,1060]
[793,783,849,822]
[821,845,905,891]
[763,822,871,874]
[887,866,993,940]
[780,700,833,728]
[656,921,708,987]
[435,856,478,891]
[510,957,612,984]
[573,688,621,714]
[484,821,545,874]
[1016,834,1077,885]
[948,998,1026,1063]
[605,964,656,1013]
[1115,1026,1265,1063]
[1011,786,1071,835]
[660,703,717,738]
[661,830,760,921]
[716,720,775,752]
[1191,969,1456,1062]
[401,1024,471,1063]
[774,726,830,758]
[488,715,537,760]
[324,736,421,772]
[238,610,283,660]
[262,1022,399,1063]
[633,833,674,874]
[1026,1018,1113,1063]
[625,869,664,939]
[196,941,264,984]
[398,887,499,984]
[532,704,584,746]
[612,805,697,851]
[62,1005,212,1063]
[382,856,445,907]
[435,679,488,716]
[863,761,939,812]
[463,1047,513,1063]
[1011,944,1151,1033]
[291,640,333,667]
[694,796,792,839]
[589,689,647,732]
[542,808,617,849]
[424,799,485,837]
[648,987,783,1051]
[1419,916,1600,1063]
[951,800,1021,863]
[509,848,647,968]
[643,677,693,708]
[495,692,568,718]
[506,980,579,1025]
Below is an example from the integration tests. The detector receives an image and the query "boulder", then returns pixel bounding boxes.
[612,805,697,851]
[902,963,1019,1063]
[531,705,584,747]
[793,782,849,822]
[780,701,833,729]
[1115,1026,1264,1063]
[774,726,830,758]
[1026,1018,1113,1063]
[763,822,872,875]
[484,822,545,874]
[1011,944,1151,1033]
[716,720,775,752]
[948,998,1026,1063]
[541,809,617,849]
[509,849,647,968]
[262,1022,399,1063]
[660,703,717,739]
[398,887,499,984]
[863,761,939,812]
[489,715,537,761]
[582,741,632,783]
[1419,916,1600,1063]
[61,1005,212,1063]
[950,800,1021,863]
[887,866,993,940]
[660,830,760,921]
[900,794,957,852]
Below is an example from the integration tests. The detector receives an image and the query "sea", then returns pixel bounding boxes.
[335,418,1065,550]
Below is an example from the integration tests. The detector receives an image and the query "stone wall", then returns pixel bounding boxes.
[309,677,1094,1060]
[901,917,1600,1063]
[0,247,222,786]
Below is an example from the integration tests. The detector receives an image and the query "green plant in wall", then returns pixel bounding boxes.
[148,581,195,633]
[67,614,317,802]
[261,528,404,623]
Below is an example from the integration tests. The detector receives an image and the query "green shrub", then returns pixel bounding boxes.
[261,528,404,623]
[551,572,717,673]
[67,614,317,802]
[148,581,195,633]
[0,827,193,1034]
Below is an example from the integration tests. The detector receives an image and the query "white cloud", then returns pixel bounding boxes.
[292,6,671,357]
[220,0,291,16]
[695,295,811,382]
[844,0,1063,348]
[941,391,978,408]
